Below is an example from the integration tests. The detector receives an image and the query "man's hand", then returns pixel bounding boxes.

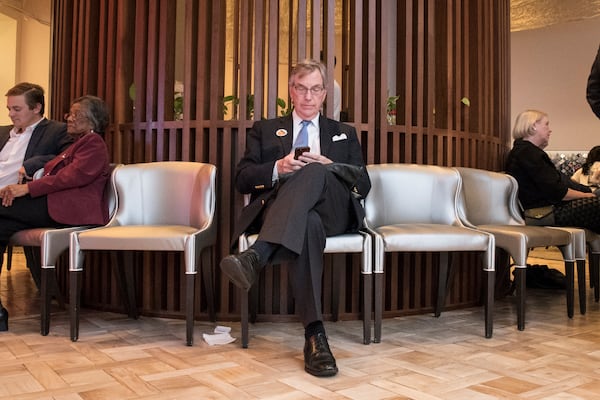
[276,151,333,175]
[0,184,29,207]
[298,152,333,165]
[17,166,32,184]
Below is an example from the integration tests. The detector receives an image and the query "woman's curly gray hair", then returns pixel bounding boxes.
[71,95,110,133]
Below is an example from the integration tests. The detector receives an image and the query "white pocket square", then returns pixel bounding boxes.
[332,133,347,142]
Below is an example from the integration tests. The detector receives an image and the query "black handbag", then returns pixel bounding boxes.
[325,163,366,199]
[523,205,555,226]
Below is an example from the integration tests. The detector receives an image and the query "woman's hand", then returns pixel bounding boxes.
[0,184,29,207]
[563,188,596,201]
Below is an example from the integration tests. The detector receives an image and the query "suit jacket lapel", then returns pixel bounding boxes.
[278,115,294,154]
[318,115,333,156]
[24,118,48,158]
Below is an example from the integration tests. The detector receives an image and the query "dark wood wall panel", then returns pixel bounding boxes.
[50,0,510,323]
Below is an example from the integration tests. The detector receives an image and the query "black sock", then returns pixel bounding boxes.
[305,320,325,340]
[249,240,275,266]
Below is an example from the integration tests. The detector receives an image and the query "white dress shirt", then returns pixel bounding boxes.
[0,118,43,187]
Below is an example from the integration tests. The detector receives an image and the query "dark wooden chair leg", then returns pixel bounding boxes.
[485,269,495,338]
[70,270,82,341]
[576,259,586,315]
[374,272,383,343]
[40,267,51,336]
[362,273,372,344]
[516,267,526,330]
[186,274,195,346]
[565,261,575,319]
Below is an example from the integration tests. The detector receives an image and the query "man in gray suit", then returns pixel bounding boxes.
[220,60,370,377]
[0,83,73,288]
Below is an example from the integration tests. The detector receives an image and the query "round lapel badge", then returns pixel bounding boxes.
[275,129,288,137]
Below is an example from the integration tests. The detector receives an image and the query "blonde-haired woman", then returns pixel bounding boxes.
[505,109,600,231]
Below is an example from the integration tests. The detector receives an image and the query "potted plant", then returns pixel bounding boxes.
[386,95,399,124]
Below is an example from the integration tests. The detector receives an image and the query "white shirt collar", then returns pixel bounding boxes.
[292,111,319,128]
[10,117,45,137]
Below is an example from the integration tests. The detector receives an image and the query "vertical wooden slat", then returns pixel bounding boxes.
[297,0,307,60]
[311,0,321,57]
[253,1,265,121]
[324,0,335,119]
[266,0,279,119]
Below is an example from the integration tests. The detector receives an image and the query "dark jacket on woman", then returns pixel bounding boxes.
[505,139,591,210]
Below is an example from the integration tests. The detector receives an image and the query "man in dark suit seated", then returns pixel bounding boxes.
[0,83,73,286]
[220,59,371,377]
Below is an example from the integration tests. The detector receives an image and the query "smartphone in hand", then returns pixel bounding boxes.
[294,146,310,159]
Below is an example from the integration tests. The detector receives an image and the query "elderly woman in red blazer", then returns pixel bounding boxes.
[0,95,110,331]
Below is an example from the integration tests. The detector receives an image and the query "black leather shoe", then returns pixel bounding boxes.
[0,306,8,332]
[220,249,261,291]
[304,332,338,377]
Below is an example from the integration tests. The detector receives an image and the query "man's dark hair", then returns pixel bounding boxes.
[5,82,45,115]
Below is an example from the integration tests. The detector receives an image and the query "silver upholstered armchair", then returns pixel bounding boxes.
[5,163,120,336]
[455,167,584,330]
[69,161,217,346]
[363,164,495,341]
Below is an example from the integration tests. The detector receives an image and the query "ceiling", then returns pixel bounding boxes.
[511,0,600,31]
[1,1,599,35]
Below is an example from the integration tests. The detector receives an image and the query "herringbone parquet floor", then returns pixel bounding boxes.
[2,248,600,399]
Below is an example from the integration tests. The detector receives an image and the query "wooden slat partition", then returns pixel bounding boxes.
[50,0,510,323]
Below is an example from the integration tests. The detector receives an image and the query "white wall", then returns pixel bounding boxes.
[0,1,51,125]
[0,13,17,125]
[511,16,600,152]
[18,16,51,97]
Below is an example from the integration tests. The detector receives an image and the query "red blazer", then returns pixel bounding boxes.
[27,133,110,226]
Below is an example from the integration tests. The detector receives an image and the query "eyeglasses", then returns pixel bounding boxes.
[293,85,325,96]
[64,112,87,122]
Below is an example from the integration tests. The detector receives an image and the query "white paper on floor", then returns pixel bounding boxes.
[203,325,236,345]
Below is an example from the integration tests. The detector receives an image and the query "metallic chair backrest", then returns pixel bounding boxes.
[364,163,465,228]
[456,167,524,227]
[110,161,216,229]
